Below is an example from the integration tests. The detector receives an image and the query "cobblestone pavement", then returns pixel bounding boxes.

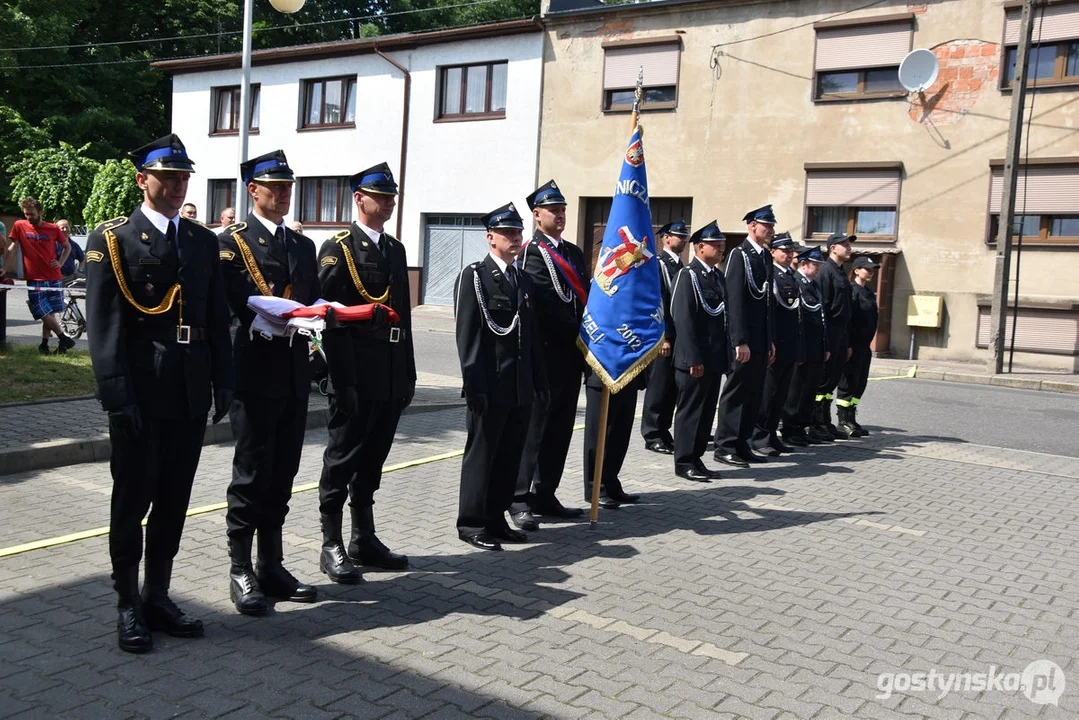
[1,386,1078,719]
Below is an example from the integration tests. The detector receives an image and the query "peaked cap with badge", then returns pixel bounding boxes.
[241,150,295,184]
[350,162,398,195]
[690,220,725,244]
[128,134,196,173]
[658,219,690,238]
[482,202,525,231]
[743,204,776,225]
[526,180,567,210]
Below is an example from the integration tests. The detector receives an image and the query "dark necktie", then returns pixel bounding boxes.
[275,227,284,245]
[166,221,176,248]
[506,265,518,294]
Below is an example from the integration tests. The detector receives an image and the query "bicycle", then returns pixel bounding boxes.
[60,276,87,340]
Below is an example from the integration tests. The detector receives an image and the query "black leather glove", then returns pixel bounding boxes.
[465,393,488,417]
[108,405,143,442]
[371,305,388,327]
[335,386,361,417]
[324,306,342,330]
[212,388,233,424]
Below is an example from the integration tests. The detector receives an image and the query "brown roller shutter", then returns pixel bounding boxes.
[603,44,680,90]
[815,21,913,71]
[976,307,1079,355]
[1004,4,1079,45]
[988,165,1079,214]
[805,170,902,206]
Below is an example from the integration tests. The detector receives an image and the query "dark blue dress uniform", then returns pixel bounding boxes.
[837,256,880,437]
[782,246,829,445]
[715,205,775,465]
[814,233,856,438]
[752,233,804,454]
[640,220,688,453]
[512,180,589,523]
[316,162,415,572]
[85,134,233,653]
[454,203,547,551]
[219,150,321,613]
[670,222,728,482]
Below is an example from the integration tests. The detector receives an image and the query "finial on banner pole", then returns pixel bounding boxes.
[631,66,644,136]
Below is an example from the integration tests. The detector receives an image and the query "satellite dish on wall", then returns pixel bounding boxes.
[899,49,940,93]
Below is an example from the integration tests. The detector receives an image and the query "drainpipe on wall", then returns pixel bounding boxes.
[374,47,410,240]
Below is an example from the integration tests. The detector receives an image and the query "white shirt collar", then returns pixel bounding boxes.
[773,262,792,274]
[541,232,562,247]
[694,257,713,273]
[747,237,766,255]
[664,248,682,263]
[252,211,285,239]
[355,221,382,244]
[488,252,517,275]
[140,203,179,237]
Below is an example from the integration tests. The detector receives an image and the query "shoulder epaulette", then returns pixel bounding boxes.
[220,250,237,261]
[225,222,247,234]
[330,228,351,242]
[96,216,128,232]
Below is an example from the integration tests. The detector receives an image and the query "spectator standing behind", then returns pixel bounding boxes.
[57,219,86,280]
[7,197,75,354]
[180,203,198,222]
[218,207,236,229]
[288,220,304,235]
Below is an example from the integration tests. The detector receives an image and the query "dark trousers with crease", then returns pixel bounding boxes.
[109,415,207,581]
[817,335,849,400]
[837,346,872,403]
[784,361,825,430]
[583,382,638,500]
[753,358,796,445]
[640,353,676,444]
[458,403,532,536]
[319,393,402,514]
[673,369,721,467]
[226,392,308,539]
[715,353,767,456]
[513,373,581,511]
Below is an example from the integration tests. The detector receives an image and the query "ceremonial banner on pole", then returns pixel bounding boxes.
[577,125,665,393]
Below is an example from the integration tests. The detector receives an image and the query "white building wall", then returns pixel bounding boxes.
[168,32,543,276]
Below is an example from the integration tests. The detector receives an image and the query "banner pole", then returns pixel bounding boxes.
[588,387,611,529]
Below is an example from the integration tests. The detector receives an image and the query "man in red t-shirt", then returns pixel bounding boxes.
[6,197,74,353]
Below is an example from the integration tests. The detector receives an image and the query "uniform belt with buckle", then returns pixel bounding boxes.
[135,326,208,344]
[389,327,402,343]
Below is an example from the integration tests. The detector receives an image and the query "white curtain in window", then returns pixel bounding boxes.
[320,179,338,222]
[301,180,317,221]
[345,80,356,123]
[338,182,353,223]
[216,90,233,131]
[306,83,322,126]
[324,80,342,124]
[465,65,487,113]
[442,67,462,115]
[249,87,260,129]
[490,63,508,112]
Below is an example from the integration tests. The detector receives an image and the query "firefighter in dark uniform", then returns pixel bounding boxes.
[85,134,233,653]
[454,202,548,551]
[511,180,589,530]
[813,232,856,440]
[836,256,880,438]
[640,219,688,455]
[751,232,803,455]
[714,205,775,468]
[218,150,321,614]
[670,221,728,482]
[782,246,832,445]
[317,162,415,573]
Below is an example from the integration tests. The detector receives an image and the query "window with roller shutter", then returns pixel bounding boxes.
[986,161,1079,245]
[803,163,903,242]
[813,13,913,101]
[601,38,681,112]
[1000,1,1079,88]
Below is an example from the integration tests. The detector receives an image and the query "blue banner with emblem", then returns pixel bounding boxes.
[577,126,665,393]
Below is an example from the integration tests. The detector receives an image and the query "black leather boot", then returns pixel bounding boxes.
[347,505,408,570]
[142,559,203,637]
[228,535,268,616]
[114,566,152,654]
[822,399,846,440]
[319,513,363,584]
[850,406,869,436]
[808,402,834,443]
[257,529,317,603]
[837,405,858,438]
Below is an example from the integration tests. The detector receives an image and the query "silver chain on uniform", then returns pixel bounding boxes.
[742,249,769,300]
[774,275,800,310]
[473,270,520,336]
[689,269,726,317]
[534,243,574,304]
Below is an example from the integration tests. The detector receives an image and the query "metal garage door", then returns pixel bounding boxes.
[422,216,489,306]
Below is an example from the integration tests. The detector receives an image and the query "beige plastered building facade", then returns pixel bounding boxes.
[537,0,1079,370]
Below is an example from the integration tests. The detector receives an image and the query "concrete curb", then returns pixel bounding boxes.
[869,364,1079,395]
[0,400,465,478]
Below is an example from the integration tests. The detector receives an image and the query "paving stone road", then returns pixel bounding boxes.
[0,381,1077,719]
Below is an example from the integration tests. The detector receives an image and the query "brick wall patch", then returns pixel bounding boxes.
[909,40,1001,126]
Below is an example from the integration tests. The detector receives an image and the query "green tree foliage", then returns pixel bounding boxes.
[8,142,101,224]
[83,159,142,227]
[0,106,49,209]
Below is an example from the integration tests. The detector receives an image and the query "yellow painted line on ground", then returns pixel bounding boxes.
[869,365,918,381]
